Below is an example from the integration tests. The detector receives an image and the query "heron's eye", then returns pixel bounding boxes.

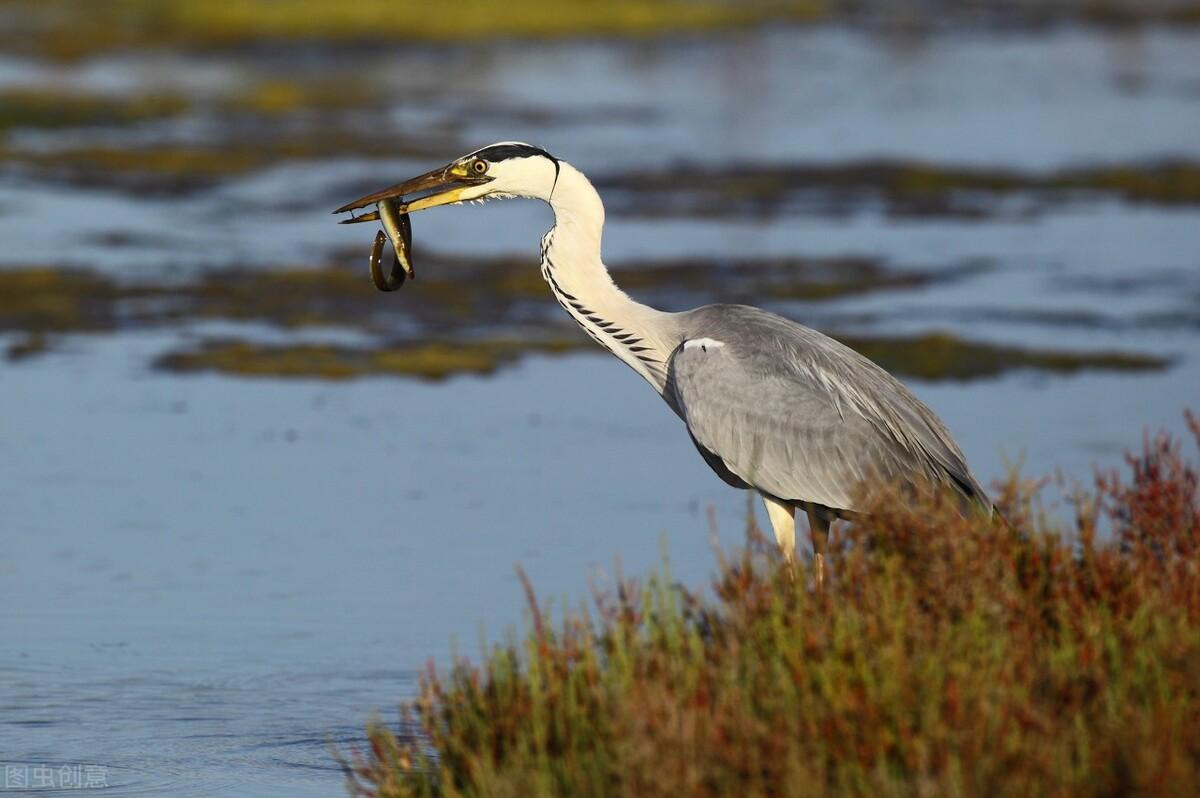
[471,159,489,175]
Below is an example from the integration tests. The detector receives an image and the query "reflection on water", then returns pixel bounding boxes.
[2,24,1199,798]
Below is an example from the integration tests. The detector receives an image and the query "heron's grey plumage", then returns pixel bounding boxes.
[342,144,993,570]
[664,304,989,514]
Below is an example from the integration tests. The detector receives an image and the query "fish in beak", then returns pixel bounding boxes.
[366,199,414,290]
[334,157,493,292]
[336,156,494,292]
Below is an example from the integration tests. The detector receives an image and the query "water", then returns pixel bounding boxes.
[2,25,1199,796]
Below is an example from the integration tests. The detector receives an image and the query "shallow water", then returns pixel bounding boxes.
[2,24,1199,797]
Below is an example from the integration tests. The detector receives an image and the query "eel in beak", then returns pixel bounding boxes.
[334,161,492,292]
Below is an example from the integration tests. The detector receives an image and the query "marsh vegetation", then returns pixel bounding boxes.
[342,417,1200,797]
[0,261,1170,380]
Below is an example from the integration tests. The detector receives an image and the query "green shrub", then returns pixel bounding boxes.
[340,413,1200,797]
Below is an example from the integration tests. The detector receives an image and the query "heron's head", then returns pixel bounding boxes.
[334,142,560,216]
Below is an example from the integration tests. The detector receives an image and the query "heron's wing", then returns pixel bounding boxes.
[665,305,988,512]
[666,338,904,510]
[687,430,751,490]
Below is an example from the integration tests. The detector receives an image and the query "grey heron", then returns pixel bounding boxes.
[336,142,991,583]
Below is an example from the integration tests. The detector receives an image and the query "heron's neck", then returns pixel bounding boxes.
[540,162,677,392]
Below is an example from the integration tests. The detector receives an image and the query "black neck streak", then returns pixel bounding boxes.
[539,232,664,379]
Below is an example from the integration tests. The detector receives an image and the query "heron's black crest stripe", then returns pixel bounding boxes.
[475,143,561,199]
[474,144,557,164]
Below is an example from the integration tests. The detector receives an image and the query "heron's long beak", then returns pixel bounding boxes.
[333,162,492,219]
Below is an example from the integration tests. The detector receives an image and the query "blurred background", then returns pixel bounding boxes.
[1,1,1198,795]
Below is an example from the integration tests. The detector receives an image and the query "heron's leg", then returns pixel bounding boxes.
[761,494,796,572]
[805,505,831,590]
